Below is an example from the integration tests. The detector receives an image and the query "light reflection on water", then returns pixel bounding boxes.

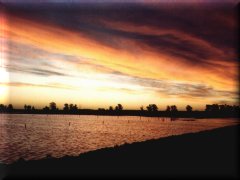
[0,114,239,164]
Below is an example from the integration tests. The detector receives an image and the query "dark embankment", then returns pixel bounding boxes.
[1,125,239,179]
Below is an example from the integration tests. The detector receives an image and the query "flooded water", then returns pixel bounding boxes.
[0,114,239,164]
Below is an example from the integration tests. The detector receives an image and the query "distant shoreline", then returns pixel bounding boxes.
[1,109,239,118]
[2,125,239,178]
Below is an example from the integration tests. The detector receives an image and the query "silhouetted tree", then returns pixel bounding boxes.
[32,106,35,111]
[166,106,171,112]
[152,104,158,111]
[212,104,219,111]
[73,104,78,112]
[170,105,178,112]
[109,106,113,111]
[205,105,211,111]
[205,104,219,112]
[49,102,57,111]
[205,104,240,113]
[68,104,78,112]
[43,106,50,112]
[115,104,123,111]
[24,104,27,111]
[140,106,144,111]
[146,104,158,112]
[69,104,74,111]
[233,105,240,112]
[219,104,234,112]
[63,103,69,111]
[226,105,233,112]
[0,104,3,111]
[24,105,33,112]
[7,104,13,112]
[27,105,31,111]
[186,105,192,112]
[0,104,6,112]
[146,105,151,112]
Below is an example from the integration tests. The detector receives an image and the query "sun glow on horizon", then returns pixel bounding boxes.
[0,67,9,103]
[0,12,9,103]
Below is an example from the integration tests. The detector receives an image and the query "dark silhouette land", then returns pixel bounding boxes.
[0,103,239,118]
[1,125,239,179]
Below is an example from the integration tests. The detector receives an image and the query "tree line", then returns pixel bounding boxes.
[0,102,239,113]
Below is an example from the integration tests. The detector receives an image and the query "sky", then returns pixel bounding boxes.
[0,0,239,110]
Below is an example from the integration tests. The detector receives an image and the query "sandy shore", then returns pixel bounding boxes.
[1,125,239,179]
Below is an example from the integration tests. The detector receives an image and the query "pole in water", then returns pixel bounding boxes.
[25,124,26,129]
[102,121,104,124]
[69,122,71,126]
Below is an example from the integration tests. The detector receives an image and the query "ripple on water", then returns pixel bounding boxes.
[0,114,239,164]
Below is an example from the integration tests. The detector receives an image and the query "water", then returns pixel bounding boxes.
[0,114,239,164]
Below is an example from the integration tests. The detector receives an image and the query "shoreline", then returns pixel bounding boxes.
[1,111,239,118]
[1,125,239,179]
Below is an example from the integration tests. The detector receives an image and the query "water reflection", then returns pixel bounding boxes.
[0,114,239,164]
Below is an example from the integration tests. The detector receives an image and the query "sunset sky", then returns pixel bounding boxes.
[0,0,239,110]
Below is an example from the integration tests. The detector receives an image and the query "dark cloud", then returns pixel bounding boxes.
[4,1,238,67]
[162,84,238,99]
[6,65,68,77]
[1,82,78,91]
[97,87,138,94]
[108,73,238,99]
[5,41,74,77]
[25,68,67,76]
[5,40,126,78]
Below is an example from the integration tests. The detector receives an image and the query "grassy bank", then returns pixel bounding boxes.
[1,125,239,179]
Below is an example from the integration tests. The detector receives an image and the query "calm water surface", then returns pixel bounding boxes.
[0,114,239,164]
